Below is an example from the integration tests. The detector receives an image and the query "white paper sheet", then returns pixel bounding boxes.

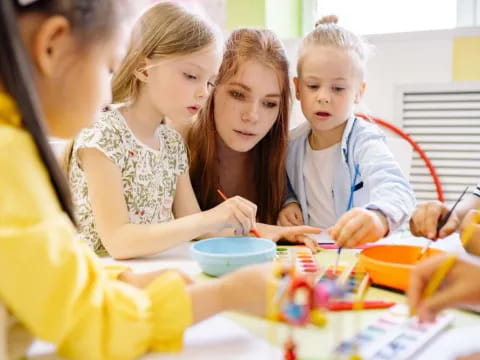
[28,315,281,360]
[312,232,335,244]
[142,315,281,360]
[413,325,480,359]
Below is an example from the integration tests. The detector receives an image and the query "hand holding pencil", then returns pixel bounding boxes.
[409,211,480,321]
[216,189,261,237]
[407,254,480,322]
[410,200,462,240]
[206,190,258,236]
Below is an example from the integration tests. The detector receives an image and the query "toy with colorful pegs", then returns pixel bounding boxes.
[270,258,359,360]
[272,253,354,326]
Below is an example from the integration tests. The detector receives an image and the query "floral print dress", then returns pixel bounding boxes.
[69,108,188,256]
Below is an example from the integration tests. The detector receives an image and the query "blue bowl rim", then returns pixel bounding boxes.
[190,237,276,259]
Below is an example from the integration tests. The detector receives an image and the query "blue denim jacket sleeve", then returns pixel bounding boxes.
[352,129,416,231]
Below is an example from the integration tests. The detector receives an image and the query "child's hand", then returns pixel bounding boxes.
[277,202,304,226]
[408,254,480,322]
[328,208,388,248]
[119,268,193,288]
[410,200,460,240]
[259,224,322,253]
[460,209,480,256]
[220,263,278,317]
[207,196,257,235]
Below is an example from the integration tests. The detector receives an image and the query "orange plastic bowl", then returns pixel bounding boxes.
[358,245,444,291]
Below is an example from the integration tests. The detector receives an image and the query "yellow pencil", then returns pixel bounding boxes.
[410,254,456,316]
[421,254,456,300]
[411,211,480,316]
[461,211,480,248]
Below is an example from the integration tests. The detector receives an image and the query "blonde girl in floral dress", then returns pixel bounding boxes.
[68,2,259,258]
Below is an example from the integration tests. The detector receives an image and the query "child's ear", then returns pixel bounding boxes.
[354,82,366,104]
[133,59,149,82]
[293,77,301,100]
[32,16,71,76]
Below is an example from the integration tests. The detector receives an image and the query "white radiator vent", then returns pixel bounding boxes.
[395,82,480,204]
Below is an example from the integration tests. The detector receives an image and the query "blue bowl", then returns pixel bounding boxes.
[190,237,276,277]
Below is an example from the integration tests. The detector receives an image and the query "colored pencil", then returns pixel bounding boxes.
[334,164,360,274]
[216,188,261,238]
[421,254,456,301]
[411,254,456,316]
[327,300,395,311]
[417,186,468,260]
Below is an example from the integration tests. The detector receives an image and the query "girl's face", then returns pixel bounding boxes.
[30,17,130,139]
[294,45,365,133]
[142,43,222,122]
[214,59,281,153]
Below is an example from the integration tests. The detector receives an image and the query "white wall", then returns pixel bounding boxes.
[283,27,480,129]
[167,1,480,130]
[281,38,303,127]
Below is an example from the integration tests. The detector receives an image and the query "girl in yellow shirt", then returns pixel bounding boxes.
[0,1,275,359]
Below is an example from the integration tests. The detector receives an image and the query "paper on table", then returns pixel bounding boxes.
[313,232,373,249]
[413,325,480,359]
[312,232,335,244]
[27,315,281,360]
[142,315,281,360]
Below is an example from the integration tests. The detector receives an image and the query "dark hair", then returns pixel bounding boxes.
[0,0,128,221]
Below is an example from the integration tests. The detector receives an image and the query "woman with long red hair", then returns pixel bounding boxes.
[188,28,320,247]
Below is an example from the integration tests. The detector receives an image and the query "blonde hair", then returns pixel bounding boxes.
[112,1,219,104]
[298,15,372,77]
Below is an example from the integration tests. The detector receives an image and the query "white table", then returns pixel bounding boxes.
[29,232,480,359]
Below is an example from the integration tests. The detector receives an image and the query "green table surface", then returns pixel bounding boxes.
[200,247,480,360]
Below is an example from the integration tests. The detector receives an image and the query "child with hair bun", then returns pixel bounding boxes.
[279,15,415,248]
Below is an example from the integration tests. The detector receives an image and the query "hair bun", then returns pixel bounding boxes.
[315,15,338,27]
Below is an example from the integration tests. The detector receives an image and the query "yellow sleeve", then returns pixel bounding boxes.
[0,127,192,360]
[103,263,130,280]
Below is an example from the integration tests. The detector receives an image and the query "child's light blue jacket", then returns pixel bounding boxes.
[285,115,416,231]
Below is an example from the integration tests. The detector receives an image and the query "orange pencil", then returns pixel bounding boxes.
[216,189,261,238]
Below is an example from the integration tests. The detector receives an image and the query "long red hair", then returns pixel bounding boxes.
[188,28,291,224]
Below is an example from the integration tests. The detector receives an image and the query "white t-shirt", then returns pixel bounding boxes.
[303,141,340,228]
